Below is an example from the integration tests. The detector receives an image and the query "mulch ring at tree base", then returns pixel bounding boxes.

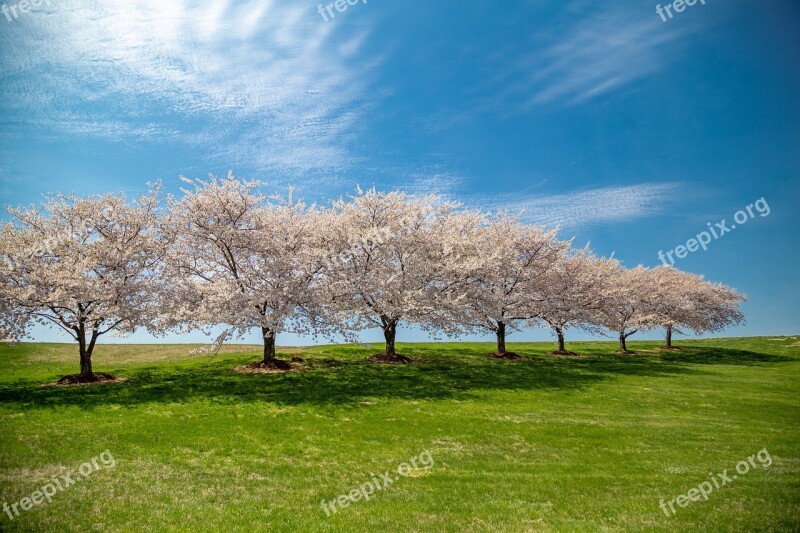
[47,373,127,387]
[234,360,306,374]
[368,353,413,364]
[487,352,522,360]
[551,350,580,356]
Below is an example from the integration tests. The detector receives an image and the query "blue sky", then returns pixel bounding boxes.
[1,0,798,346]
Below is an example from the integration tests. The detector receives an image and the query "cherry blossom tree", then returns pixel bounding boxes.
[319,188,467,363]
[530,248,617,355]
[0,189,161,382]
[649,266,746,349]
[162,173,329,370]
[457,215,566,358]
[597,265,658,353]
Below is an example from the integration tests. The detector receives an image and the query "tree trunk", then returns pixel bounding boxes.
[619,332,628,352]
[665,325,673,348]
[496,321,506,354]
[74,323,101,381]
[369,317,410,363]
[556,327,566,352]
[262,327,276,363]
[77,322,96,378]
[79,340,93,377]
[383,319,398,356]
[250,326,291,370]
[56,318,109,384]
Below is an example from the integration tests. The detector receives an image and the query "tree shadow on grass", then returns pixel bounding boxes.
[653,346,790,366]
[0,345,790,409]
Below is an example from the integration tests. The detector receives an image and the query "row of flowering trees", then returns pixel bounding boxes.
[0,174,746,381]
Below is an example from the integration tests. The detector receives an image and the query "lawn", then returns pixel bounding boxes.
[0,337,798,532]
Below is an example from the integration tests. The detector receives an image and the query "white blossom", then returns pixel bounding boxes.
[0,188,161,378]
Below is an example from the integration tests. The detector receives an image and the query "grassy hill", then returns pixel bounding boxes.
[1,337,799,531]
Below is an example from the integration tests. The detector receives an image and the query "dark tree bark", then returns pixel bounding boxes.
[77,322,99,378]
[551,326,576,355]
[56,321,107,384]
[368,317,410,363]
[665,325,673,348]
[556,327,566,352]
[496,321,507,354]
[262,326,276,363]
[488,321,521,359]
[251,326,291,370]
[79,340,93,377]
[383,318,398,356]
[619,332,628,352]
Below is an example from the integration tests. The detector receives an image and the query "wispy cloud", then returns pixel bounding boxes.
[0,0,379,181]
[487,7,691,108]
[468,182,682,229]
[530,15,685,105]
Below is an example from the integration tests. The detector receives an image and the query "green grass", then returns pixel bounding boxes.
[1,337,799,532]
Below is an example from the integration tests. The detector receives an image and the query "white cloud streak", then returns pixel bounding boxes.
[532,16,684,104]
[494,8,690,107]
[468,183,682,229]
